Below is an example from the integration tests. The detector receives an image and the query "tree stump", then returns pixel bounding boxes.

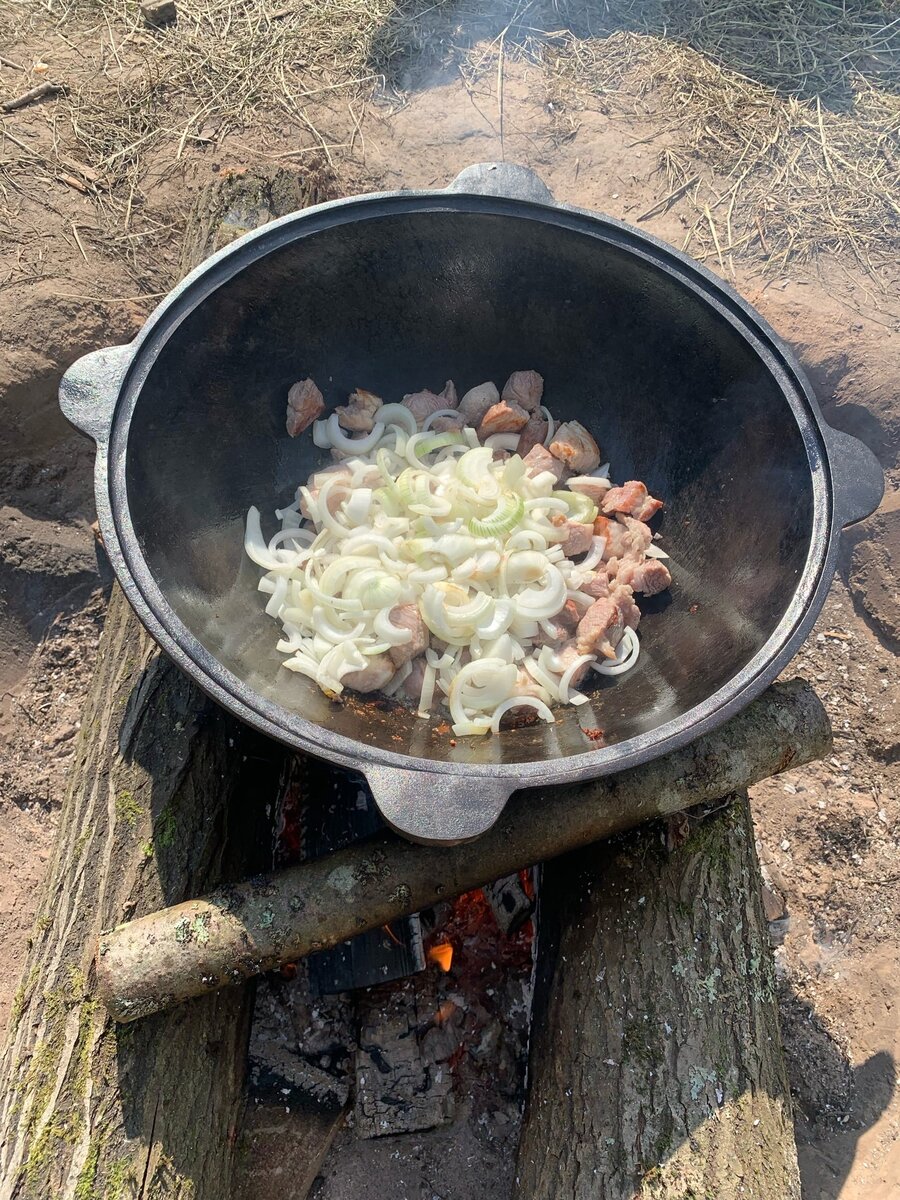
[0,167,326,1200]
[515,792,800,1200]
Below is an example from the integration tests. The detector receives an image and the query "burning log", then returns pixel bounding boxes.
[514,791,802,1199]
[95,680,830,1022]
[0,169,324,1199]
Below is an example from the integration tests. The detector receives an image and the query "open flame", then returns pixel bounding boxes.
[427,942,454,972]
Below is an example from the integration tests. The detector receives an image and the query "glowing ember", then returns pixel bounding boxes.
[427,942,454,972]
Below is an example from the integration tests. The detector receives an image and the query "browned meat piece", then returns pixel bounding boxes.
[601,480,664,521]
[516,414,549,456]
[478,399,529,439]
[402,656,427,701]
[593,514,652,562]
[553,640,593,688]
[501,370,544,413]
[342,653,395,693]
[567,475,611,504]
[576,585,639,658]
[439,379,458,406]
[286,377,325,437]
[403,389,450,426]
[431,413,467,433]
[549,421,601,474]
[334,388,382,432]
[521,443,565,481]
[614,558,672,596]
[534,600,581,646]
[458,382,499,425]
[551,515,594,557]
[387,604,429,667]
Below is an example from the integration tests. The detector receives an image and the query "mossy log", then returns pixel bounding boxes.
[0,168,325,1200]
[514,792,801,1200]
[96,680,830,1022]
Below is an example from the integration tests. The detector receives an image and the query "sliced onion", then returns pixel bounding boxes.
[378,403,418,434]
[264,574,288,617]
[374,608,413,645]
[422,407,462,431]
[540,406,556,447]
[485,433,520,451]
[489,696,555,734]
[326,414,385,454]
[312,420,331,448]
[558,654,596,702]
[579,536,607,572]
[417,663,437,718]
[344,488,372,525]
[591,627,641,676]
[645,543,670,559]
[382,660,413,696]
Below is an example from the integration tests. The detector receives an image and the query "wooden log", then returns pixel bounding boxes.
[0,168,324,1200]
[96,680,830,1021]
[514,792,800,1200]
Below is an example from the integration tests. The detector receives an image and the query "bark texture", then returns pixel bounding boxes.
[0,167,326,1199]
[514,793,801,1200]
[96,680,830,1020]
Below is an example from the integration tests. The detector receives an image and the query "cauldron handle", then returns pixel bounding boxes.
[364,764,512,847]
[825,427,884,528]
[446,162,554,204]
[58,344,134,446]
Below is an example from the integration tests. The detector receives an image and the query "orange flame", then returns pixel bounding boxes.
[427,942,454,972]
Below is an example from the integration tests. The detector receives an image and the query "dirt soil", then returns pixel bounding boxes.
[1,31,897,1200]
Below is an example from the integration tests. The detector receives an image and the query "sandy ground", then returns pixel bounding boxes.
[1,37,897,1200]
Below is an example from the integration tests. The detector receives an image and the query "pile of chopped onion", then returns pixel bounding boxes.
[246,410,641,736]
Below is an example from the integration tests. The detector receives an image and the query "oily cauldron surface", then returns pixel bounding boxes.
[59,163,883,844]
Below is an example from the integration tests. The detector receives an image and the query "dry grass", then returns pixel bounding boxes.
[541,28,900,274]
[0,0,897,282]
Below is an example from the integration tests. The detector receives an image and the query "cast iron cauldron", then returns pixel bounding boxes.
[59,163,883,845]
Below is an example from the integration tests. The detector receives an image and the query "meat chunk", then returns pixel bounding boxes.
[334,388,382,432]
[576,586,640,658]
[439,379,458,407]
[549,421,601,474]
[342,653,395,693]
[387,604,429,667]
[535,600,581,646]
[516,414,549,457]
[430,413,467,434]
[501,370,544,413]
[593,514,653,562]
[286,377,325,437]
[581,569,611,599]
[521,443,565,481]
[403,389,451,427]
[614,558,672,596]
[478,399,530,440]
[458,382,499,425]
[552,515,594,557]
[601,480,663,522]
[567,475,611,505]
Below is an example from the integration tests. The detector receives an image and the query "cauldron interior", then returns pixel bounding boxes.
[122,208,814,766]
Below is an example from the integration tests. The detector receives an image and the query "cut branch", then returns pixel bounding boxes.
[97,679,830,1022]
